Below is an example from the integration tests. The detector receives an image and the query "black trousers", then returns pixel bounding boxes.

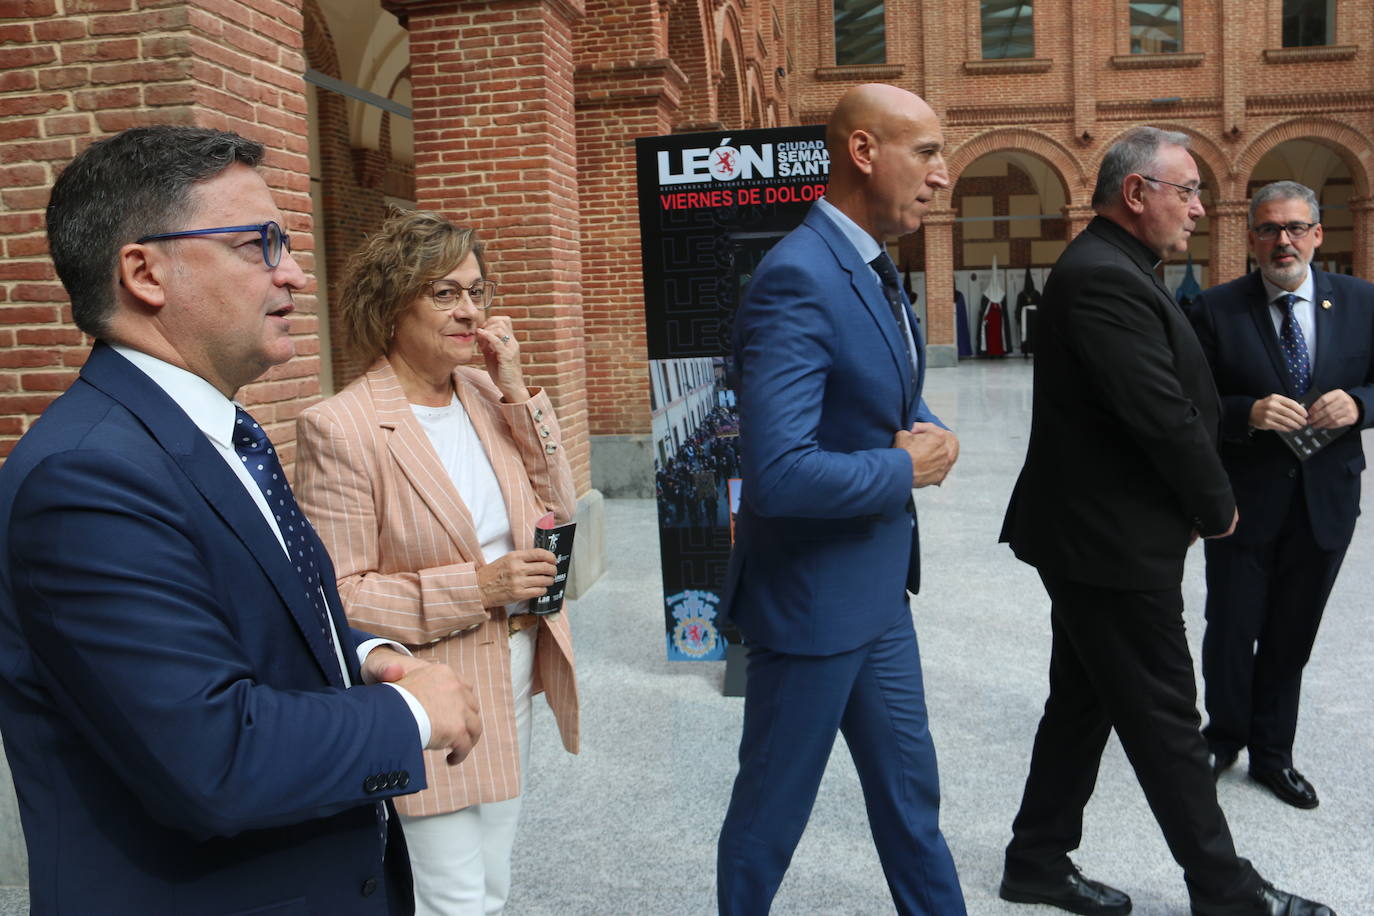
[1005,571,1261,912]
[1202,486,1347,771]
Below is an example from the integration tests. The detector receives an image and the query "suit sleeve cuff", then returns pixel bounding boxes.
[355,638,412,676]
[381,683,431,749]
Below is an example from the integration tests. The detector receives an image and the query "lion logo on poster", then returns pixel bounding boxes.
[668,589,722,658]
[709,139,742,181]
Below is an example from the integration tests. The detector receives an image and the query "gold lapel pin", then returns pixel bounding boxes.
[1322,300,1333,310]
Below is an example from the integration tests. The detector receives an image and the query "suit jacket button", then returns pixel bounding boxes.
[363,775,378,793]
[388,771,402,788]
[361,877,378,897]
[1287,468,1297,478]
[398,771,410,788]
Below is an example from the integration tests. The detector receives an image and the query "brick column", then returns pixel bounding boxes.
[574,61,684,437]
[1350,197,1374,281]
[1070,0,1095,141]
[1219,0,1246,139]
[1063,204,1096,241]
[388,0,591,495]
[1209,200,1250,285]
[0,0,316,463]
[922,208,957,367]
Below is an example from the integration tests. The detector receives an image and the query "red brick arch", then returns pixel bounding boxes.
[716,10,745,130]
[667,0,718,128]
[1237,118,1373,198]
[302,0,341,80]
[946,129,1083,202]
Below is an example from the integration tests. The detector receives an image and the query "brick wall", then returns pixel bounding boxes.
[394,0,593,492]
[4,0,1368,454]
[574,0,678,436]
[783,0,1374,348]
[0,0,318,466]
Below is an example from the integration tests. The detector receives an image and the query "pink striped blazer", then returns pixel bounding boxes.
[294,357,579,816]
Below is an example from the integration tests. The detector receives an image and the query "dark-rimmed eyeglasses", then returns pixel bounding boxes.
[425,279,498,313]
[135,221,291,269]
[1141,175,1203,202]
[1251,221,1319,241]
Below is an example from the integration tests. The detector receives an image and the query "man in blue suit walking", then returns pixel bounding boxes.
[1191,180,1374,809]
[0,126,483,914]
[716,83,965,915]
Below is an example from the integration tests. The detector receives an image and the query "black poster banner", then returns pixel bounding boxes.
[636,125,829,661]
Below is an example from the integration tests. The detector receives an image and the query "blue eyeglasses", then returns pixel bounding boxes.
[135,220,291,269]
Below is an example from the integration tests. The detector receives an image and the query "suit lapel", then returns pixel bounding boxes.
[366,361,487,564]
[80,345,346,686]
[1245,274,1294,396]
[805,206,914,416]
[1311,268,1336,389]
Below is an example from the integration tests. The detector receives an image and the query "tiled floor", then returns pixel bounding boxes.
[5,359,1371,915]
[508,359,1373,915]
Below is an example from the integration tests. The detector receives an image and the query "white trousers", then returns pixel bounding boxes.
[401,626,536,916]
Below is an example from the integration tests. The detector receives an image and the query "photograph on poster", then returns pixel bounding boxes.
[649,356,740,530]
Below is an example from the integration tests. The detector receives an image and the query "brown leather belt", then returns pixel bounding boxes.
[508,613,541,636]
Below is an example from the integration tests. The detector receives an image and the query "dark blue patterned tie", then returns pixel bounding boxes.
[235,409,384,838]
[233,407,332,639]
[1277,293,1311,395]
[869,252,919,394]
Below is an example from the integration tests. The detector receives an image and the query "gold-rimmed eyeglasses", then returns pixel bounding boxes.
[425,279,498,312]
[1140,175,1204,203]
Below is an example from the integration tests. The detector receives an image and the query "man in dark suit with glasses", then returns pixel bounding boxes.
[999,129,1334,916]
[0,125,483,915]
[1190,180,1374,810]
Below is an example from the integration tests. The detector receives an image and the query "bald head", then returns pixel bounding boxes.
[826,84,933,157]
[823,84,948,240]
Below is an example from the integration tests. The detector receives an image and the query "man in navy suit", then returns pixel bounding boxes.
[0,126,482,914]
[1190,180,1374,809]
[716,84,965,915]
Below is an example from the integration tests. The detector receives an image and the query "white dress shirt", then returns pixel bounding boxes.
[1260,268,1318,370]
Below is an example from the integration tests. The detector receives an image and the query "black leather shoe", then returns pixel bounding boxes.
[1000,866,1132,915]
[1251,880,1335,915]
[1210,747,1239,780]
[1250,767,1319,809]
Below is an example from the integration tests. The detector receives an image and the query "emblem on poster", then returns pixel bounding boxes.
[666,589,725,661]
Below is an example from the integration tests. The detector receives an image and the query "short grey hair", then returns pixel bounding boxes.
[1092,126,1193,210]
[1249,180,1320,225]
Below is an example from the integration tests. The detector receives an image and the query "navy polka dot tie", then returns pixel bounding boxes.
[869,252,919,397]
[1277,293,1311,395]
[233,407,332,640]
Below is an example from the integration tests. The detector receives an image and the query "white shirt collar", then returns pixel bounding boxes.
[815,197,883,265]
[110,344,240,449]
[1260,267,1315,309]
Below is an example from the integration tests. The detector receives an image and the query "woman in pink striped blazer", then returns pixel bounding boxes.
[294,211,579,916]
